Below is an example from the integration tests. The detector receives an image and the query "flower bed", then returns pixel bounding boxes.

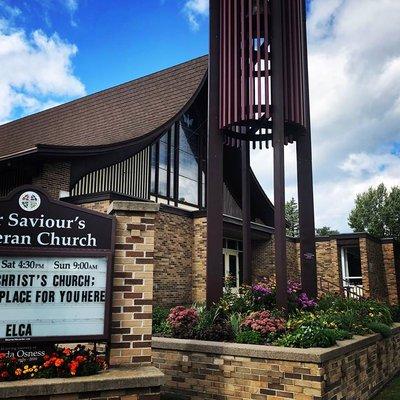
[153,278,397,348]
[0,345,106,382]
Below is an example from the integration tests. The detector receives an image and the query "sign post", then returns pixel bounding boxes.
[0,186,115,345]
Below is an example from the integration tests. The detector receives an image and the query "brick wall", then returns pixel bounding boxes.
[153,325,400,400]
[107,201,159,367]
[32,162,71,199]
[192,216,207,304]
[252,237,300,283]
[360,237,389,301]
[315,239,342,293]
[153,210,194,307]
[0,366,164,400]
[382,242,399,304]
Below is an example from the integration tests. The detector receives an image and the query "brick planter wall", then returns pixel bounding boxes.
[153,325,400,400]
[0,367,164,400]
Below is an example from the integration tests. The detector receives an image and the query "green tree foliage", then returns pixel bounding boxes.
[285,197,299,237]
[348,183,400,240]
[315,226,340,236]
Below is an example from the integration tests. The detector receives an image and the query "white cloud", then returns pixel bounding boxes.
[65,0,78,12]
[251,0,400,232]
[183,0,208,31]
[0,7,85,123]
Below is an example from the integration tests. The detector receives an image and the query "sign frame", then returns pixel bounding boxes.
[0,185,116,345]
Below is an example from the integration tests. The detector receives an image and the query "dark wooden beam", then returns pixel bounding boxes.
[271,0,288,311]
[241,140,252,285]
[206,0,224,307]
[297,0,317,298]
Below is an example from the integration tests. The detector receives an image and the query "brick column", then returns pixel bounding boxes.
[192,216,207,303]
[382,241,398,304]
[107,201,159,367]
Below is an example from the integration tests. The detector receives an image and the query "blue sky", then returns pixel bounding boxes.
[1,0,400,231]
[1,0,208,99]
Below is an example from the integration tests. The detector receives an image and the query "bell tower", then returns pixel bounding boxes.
[207,0,317,309]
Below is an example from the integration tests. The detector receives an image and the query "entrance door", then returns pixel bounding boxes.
[341,246,363,297]
[223,249,240,291]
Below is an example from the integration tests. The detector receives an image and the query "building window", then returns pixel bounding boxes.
[341,246,363,296]
[150,114,206,207]
[223,238,243,291]
[178,122,199,204]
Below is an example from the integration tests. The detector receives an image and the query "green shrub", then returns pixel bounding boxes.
[229,313,243,338]
[390,305,400,322]
[235,330,263,345]
[218,285,254,315]
[331,329,353,341]
[152,306,170,335]
[318,309,370,335]
[194,306,233,341]
[367,322,392,338]
[276,324,337,348]
[317,295,392,327]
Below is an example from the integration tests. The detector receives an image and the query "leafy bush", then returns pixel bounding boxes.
[195,306,233,341]
[317,294,392,328]
[367,322,392,338]
[153,306,171,335]
[236,330,263,345]
[167,306,198,339]
[276,324,338,348]
[390,305,400,322]
[242,310,286,341]
[154,280,393,349]
[331,329,353,341]
[229,313,243,338]
[219,285,254,315]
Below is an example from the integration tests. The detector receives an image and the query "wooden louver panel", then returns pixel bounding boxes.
[219,0,308,144]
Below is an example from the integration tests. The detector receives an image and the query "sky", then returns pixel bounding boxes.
[0,0,400,232]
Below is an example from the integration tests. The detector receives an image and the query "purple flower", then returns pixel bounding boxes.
[252,284,273,301]
[297,292,317,309]
[287,280,302,294]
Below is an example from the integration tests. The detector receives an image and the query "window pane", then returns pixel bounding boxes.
[228,255,237,287]
[239,253,243,285]
[170,172,174,197]
[347,247,362,277]
[159,142,168,170]
[160,132,168,144]
[159,168,167,196]
[179,151,198,180]
[227,240,237,250]
[179,125,198,155]
[178,176,198,204]
[150,143,157,193]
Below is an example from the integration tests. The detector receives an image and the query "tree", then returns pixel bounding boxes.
[348,183,400,240]
[384,186,400,240]
[285,197,299,237]
[315,226,339,236]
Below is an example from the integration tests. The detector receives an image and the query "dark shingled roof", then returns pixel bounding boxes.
[0,55,208,160]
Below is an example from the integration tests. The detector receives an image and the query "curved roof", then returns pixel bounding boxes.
[0,55,208,161]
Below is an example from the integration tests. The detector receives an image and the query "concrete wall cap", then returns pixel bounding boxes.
[0,366,165,399]
[108,200,160,214]
[153,324,400,363]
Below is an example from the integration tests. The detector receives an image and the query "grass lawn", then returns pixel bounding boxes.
[374,376,400,399]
